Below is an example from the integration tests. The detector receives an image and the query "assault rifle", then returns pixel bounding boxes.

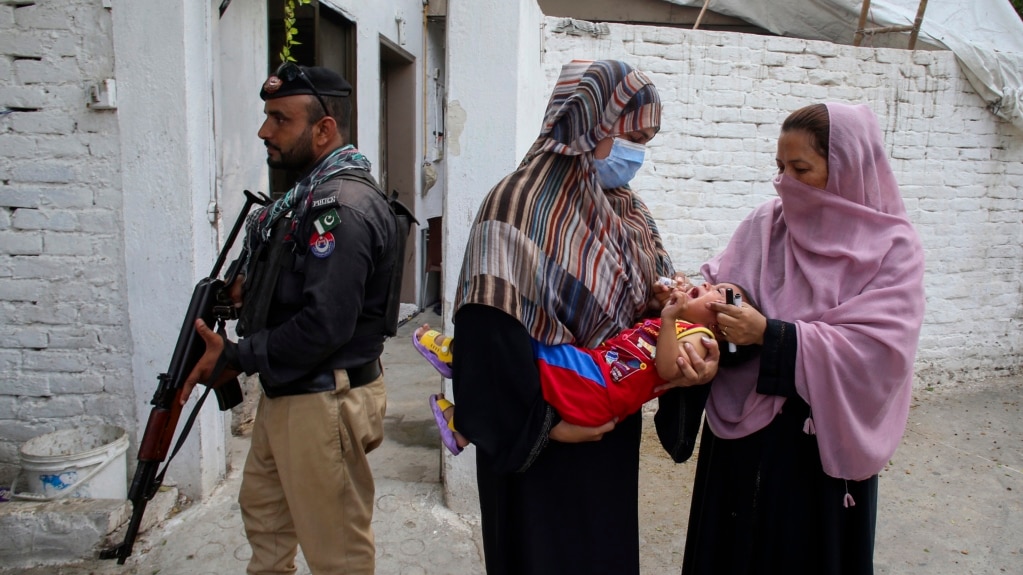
[101,190,269,564]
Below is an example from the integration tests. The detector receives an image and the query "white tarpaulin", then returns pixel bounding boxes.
[666,0,1023,131]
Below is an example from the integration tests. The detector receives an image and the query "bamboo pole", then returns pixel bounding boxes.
[861,24,915,36]
[854,0,871,46]
[908,0,928,50]
[855,0,929,49]
[693,0,711,30]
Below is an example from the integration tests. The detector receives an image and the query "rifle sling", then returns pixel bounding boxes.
[154,320,232,490]
[154,386,210,490]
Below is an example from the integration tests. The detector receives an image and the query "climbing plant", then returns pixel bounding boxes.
[278,0,312,64]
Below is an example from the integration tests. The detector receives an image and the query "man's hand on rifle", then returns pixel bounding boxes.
[181,319,241,405]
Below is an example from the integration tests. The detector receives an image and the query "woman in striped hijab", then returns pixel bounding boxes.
[451,59,718,574]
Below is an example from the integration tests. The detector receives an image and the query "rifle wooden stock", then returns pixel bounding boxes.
[101,191,266,564]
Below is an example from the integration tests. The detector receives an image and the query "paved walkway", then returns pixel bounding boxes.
[2,310,1020,574]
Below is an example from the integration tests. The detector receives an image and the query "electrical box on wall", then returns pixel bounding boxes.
[88,79,117,110]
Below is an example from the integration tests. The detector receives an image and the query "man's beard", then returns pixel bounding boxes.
[266,126,315,170]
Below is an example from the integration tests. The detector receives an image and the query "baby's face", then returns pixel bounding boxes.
[682,282,743,329]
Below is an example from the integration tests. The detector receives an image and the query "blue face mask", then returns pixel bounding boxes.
[594,138,647,189]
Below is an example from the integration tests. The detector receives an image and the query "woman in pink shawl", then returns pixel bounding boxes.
[674,103,925,574]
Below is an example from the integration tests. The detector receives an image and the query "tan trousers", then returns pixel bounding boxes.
[240,370,386,575]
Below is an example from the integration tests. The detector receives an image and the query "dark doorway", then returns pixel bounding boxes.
[379,36,417,305]
[266,1,357,197]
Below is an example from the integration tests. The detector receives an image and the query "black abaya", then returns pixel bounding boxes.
[682,397,878,575]
[453,304,642,575]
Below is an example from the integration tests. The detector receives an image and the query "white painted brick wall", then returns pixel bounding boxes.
[542,19,1022,387]
[2,7,1020,488]
[0,0,131,484]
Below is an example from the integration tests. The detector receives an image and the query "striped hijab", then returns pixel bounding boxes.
[454,60,671,347]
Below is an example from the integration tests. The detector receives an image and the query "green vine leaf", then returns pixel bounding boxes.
[279,0,312,65]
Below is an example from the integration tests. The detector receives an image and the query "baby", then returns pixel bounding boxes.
[414,282,748,455]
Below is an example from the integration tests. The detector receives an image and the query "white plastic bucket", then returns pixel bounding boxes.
[11,425,128,501]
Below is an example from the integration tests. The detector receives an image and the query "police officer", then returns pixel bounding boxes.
[184,63,396,574]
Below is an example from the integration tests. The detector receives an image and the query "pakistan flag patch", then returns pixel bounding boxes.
[313,208,340,235]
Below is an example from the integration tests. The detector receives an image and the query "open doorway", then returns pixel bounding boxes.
[266,1,357,197]
[379,36,418,305]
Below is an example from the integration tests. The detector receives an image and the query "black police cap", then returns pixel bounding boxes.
[260,64,352,101]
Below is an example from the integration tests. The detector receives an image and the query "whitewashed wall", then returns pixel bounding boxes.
[439,15,1023,512]
[533,20,1023,385]
[440,0,547,514]
[0,0,428,496]
[0,0,135,486]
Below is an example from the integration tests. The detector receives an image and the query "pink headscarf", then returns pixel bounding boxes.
[700,103,925,481]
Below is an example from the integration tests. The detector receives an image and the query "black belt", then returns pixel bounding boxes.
[262,359,382,398]
[345,359,383,388]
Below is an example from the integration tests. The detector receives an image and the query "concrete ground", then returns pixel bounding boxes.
[1,309,1020,574]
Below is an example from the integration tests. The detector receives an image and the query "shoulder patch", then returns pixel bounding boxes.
[309,231,336,258]
[312,196,338,209]
[313,208,340,235]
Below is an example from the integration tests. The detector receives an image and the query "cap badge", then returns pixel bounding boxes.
[263,75,283,94]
